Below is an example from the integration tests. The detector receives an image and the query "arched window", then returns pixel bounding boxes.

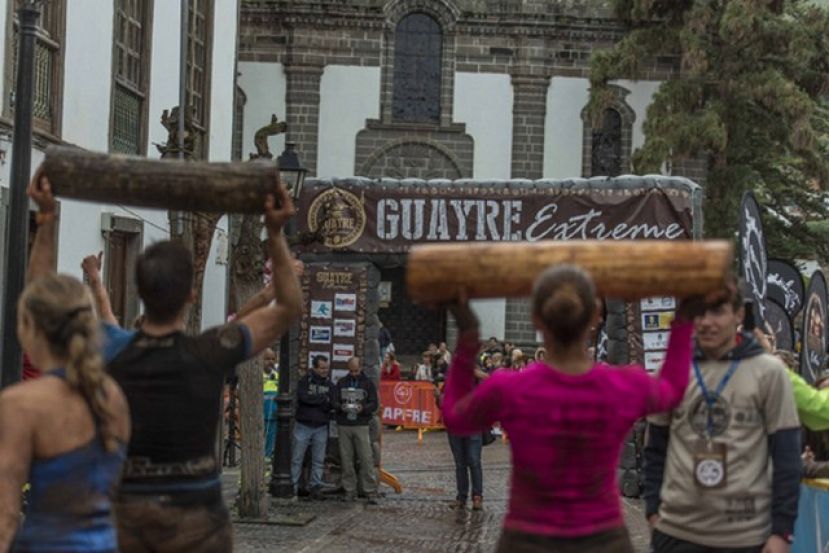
[392,13,442,123]
[591,108,623,177]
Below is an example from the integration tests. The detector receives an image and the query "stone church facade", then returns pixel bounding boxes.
[237,0,702,353]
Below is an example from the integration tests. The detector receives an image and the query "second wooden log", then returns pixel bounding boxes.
[42,146,279,214]
[406,240,733,303]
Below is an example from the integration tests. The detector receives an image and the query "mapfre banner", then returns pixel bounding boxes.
[296,177,695,254]
[380,381,443,428]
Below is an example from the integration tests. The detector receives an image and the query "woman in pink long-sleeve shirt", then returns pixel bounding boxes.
[442,265,695,553]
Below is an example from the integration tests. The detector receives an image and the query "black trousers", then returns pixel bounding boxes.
[651,529,763,553]
[496,526,634,553]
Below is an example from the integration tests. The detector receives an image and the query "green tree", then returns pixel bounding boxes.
[590,0,829,260]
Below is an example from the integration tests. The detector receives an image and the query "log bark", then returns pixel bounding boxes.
[43,146,278,214]
[406,240,733,303]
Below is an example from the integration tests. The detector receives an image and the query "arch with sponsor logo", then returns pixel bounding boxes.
[295,176,703,375]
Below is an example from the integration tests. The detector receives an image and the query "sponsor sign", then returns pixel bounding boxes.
[309,326,331,344]
[641,297,676,311]
[334,319,356,338]
[298,180,693,254]
[332,343,355,362]
[642,311,675,331]
[335,293,357,312]
[642,331,670,352]
[310,301,332,319]
[644,351,667,373]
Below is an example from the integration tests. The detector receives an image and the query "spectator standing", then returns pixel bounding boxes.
[415,352,434,381]
[334,357,379,503]
[263,348,278,459]
[534,347,547,362]
[439,342,452,365]
[644,284,801,553]
[381,352,401,381]
[378,321,393,367]
[292,355,333,499]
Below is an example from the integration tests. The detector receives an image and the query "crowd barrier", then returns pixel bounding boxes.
[794,480,829,552]
[380,381,444,441]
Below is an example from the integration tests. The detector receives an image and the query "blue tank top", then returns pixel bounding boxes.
[12,369,126,553]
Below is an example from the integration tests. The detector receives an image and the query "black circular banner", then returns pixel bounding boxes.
[800,271,828,384]
[739,191,768,327]
[766,258,804,318]
[764,298,794,352]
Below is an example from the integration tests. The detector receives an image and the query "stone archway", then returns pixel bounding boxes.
[360,140,464,180]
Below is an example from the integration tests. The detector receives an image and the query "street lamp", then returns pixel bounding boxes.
[269,142,307,498]
[1,1,42,388]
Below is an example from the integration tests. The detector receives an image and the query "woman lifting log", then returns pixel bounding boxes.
[442,265,704,553]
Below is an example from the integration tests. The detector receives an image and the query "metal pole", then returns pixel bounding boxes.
[178,0,188,159]
[270,217,295,497]
[1,3,41,388]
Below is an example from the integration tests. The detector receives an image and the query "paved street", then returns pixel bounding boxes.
[227,429,652,552]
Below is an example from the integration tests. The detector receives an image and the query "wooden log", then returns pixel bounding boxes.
[42,146,278,214]
[406,240,733,303]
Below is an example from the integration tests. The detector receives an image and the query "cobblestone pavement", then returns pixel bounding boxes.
[227,429,652,552]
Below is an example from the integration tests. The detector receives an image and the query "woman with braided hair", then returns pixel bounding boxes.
[0,274,130,552]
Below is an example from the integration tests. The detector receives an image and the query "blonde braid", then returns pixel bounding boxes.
[20,275,119,452]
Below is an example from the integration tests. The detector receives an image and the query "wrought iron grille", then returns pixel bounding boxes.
[392,13,442,123]
[186,0,211,129]
[591,108,623,177]
[112,84,142,154]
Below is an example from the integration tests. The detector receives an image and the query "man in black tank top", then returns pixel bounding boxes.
[102,188,301,553]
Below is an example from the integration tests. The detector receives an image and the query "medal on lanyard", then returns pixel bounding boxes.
[692,360,738,489]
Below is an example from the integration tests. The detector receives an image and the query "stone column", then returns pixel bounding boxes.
[505,73,550,345]
[284,64,323,176]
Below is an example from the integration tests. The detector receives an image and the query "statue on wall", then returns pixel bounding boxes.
[250,114,288,160]
[155,106,199,159]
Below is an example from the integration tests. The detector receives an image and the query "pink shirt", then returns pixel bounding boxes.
[442,321,693,538]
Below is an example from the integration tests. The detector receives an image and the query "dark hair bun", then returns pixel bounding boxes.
[532,265,596,346]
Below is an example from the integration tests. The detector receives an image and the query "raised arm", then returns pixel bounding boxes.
[441,299,506,435]
[239,182,303,355]
[639,321,693,415]
[788,370,829,431]
[82,253,118,327]
[0,391,34,551]
[26,169,57,283]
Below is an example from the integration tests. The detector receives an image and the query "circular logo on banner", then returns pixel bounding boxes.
[696,458,725,488]
[307,188,366,249]
[764,299,794,352]
[393,382,413,405]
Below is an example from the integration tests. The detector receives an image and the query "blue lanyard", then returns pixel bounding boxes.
[693,359,739,438]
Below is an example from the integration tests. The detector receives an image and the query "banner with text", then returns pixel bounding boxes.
[297,180,694,254]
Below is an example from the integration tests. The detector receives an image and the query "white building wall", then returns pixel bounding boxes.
[544,76,662,178]
[238,61,287,162]
[453,72,514,340]
[544,77,590,179]
[0,0,238,330]
[318,65,380,177]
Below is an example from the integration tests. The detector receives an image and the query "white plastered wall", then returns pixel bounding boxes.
[237,61,287,163]
[317,65,380,178]
[453,72,514,341]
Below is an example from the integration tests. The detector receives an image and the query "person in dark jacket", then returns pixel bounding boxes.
[334,357,379,502]
[292,355,333,498]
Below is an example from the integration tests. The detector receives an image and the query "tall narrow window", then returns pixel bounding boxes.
[111,0,152,154]
[392,13,442,123]
[591,108,623,177]
[186,0,212,135]
[7,0,65,135]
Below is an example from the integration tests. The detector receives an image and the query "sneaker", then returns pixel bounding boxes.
[310,487,325,501]
[472,496,483,510]
[449,499,466,510]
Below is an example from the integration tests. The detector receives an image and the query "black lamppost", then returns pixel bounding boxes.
[1,1,42,388]
[269,142,306,498]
